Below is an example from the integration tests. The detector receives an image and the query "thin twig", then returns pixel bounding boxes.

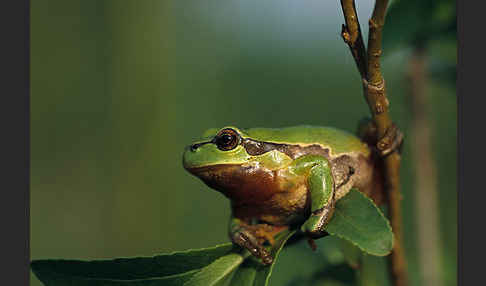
[367,3,407,286]
[340,0,368,79]
[338,1,408,286]
[367,0,388,86]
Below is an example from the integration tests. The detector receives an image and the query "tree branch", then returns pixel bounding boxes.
[367,0,388,86]
[340,0,368,79]
[338,1,408,286]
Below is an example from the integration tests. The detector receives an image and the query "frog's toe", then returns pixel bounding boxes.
[376,123,404,156]
[232,230,273,265]
[251,245,273,265]
[301,206,334,239]
[232,231,257,251]
[261,252,273,265]
[306,229,330,240]
[301,218,329,239]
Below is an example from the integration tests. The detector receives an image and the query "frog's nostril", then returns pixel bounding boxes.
[190,141,210,152]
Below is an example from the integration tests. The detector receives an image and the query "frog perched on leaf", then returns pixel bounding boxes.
[183,125,394,265]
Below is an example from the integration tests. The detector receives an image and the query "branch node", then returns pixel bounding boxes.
[372,50,383,57]
[368,18,382,29]
[363,79,389,115]
[341,24,352,44]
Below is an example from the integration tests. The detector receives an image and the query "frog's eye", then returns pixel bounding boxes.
[214,128,240,151]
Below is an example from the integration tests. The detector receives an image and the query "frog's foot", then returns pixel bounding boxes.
[357,118,404,157]
[252,224,288,246]
[254,228,276,246]
[376,123,404,156]
[301,204,333,240]
[231,229,273,265]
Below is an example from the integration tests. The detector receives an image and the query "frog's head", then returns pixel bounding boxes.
[183,126,253,195]
[183,126,251,171]
[183,126,292,198]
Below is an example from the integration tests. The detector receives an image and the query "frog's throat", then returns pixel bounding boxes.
[185,163,251,194]
[186,163,281,202]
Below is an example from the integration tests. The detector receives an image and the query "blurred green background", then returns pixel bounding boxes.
[31,1,456,286]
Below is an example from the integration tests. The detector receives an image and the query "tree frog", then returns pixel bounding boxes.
[183,125,385,265]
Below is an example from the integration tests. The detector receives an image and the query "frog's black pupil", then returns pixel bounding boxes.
[221,134,233,145]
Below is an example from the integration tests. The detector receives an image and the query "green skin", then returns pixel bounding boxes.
[183,125,376,265]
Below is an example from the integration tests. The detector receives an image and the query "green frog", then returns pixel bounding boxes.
[183,125,387,265]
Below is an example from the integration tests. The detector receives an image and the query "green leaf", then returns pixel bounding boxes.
[31,230,297,286]
[339,238,362,269]
[228,262,257,286]
[325,189,394,256]
[184,252,246,286]
[316,236,345,266]
[31,243,235,286]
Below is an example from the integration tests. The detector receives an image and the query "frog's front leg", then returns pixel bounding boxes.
[290,155,335,239]
[229,217,274,265]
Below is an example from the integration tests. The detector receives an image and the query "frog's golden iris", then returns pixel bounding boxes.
[214,128,240,151]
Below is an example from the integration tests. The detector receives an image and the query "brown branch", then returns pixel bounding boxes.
[367,3,407,286]
[384,154,407,286]
[340,0,368,79]
[367,0,388,86]
[339,1,408,286]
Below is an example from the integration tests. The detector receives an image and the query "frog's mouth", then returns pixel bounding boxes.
[185,164,223,176]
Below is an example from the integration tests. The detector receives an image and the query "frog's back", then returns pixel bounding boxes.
[241,125,369,156]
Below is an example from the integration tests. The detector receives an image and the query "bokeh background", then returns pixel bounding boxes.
[31,1,456,285]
